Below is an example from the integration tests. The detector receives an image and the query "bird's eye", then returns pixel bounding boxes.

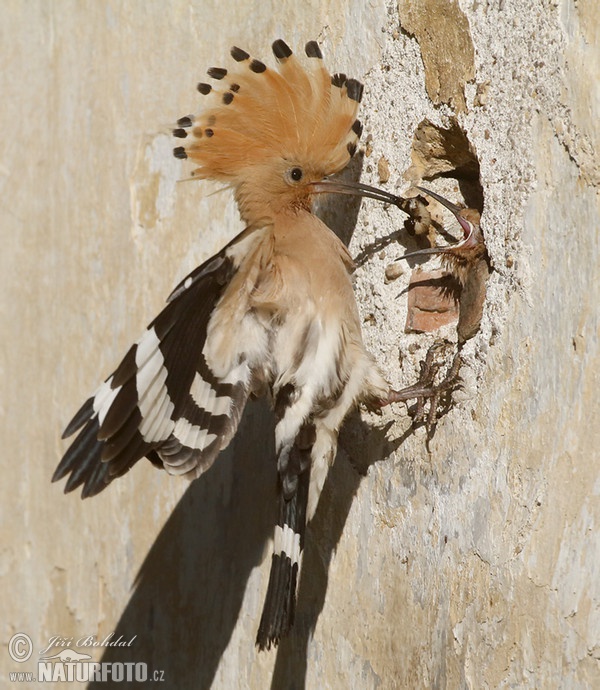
[289,167,303,182]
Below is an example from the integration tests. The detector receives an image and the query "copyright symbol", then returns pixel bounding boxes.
[8,633,32,662]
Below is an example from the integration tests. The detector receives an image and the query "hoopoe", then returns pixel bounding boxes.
[54,39,414,650]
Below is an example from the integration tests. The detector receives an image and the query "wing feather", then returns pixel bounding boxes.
[81,461,111,499]
[97,381,139,440]
[106,434,149,478]
[55,227,265,497]
[61,397,94,439]
[54,419,101,483]
[100,408,142,462]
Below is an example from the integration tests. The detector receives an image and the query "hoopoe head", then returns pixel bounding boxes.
[173,40,366,226]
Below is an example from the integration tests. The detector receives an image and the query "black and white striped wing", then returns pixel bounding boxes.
[54,231,255,498]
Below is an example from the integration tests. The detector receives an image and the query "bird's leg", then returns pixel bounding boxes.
[383,341,462,439]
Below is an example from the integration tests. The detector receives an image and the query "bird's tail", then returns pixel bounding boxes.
[256,438,312,650]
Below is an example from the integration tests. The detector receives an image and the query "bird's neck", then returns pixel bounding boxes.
[235,188,312,228]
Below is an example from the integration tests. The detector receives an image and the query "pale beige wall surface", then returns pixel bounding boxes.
[1,1,599,689]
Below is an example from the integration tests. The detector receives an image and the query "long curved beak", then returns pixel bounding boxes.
[400,187,481,260]
[416,186,480,245]
[309,179,412,213]
[415,186,462,215]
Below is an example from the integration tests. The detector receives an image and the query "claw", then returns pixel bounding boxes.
[384,342,462,440]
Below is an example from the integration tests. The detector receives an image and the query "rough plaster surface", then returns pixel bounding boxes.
[1,1,598,688]
[398,0,476,113]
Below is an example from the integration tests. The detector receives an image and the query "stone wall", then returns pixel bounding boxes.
[2,1,598,688]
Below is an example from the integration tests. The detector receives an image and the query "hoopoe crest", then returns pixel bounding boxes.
[54,39,406,651]
[173,39,363,226]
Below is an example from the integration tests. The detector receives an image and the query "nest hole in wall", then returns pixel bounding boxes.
[407,117,483,224]
[402,118,490,343]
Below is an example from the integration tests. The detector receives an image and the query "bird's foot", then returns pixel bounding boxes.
[385,341,462,440]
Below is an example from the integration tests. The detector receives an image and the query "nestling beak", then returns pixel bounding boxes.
[400,186,482,260]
